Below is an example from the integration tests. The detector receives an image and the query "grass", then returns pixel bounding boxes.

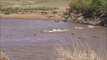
[55,37,107,60]
[56,42,107,60]
[0,51,9,60]
[0,0,71,19]
[0,0,71,15]
[0,7,59,15]
[0,0,71,7]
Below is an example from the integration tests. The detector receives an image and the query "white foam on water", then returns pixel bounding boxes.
[74,27,84,29]
[43,29,69,33]
[87,25,96,28]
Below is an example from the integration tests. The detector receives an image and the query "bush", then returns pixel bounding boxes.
[70,0,107,17]
[64,0,107,24]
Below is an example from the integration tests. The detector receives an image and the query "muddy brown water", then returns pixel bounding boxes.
[0,19,107,60]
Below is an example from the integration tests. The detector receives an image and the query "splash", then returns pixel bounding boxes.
[87,25,96,28]
[43,29,69,33]
[74,27,84,29]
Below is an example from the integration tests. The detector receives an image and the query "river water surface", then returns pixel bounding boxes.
[0,19,107,60]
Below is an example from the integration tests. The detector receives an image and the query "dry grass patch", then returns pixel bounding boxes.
[56,42,106,60]
[0,51,9,60]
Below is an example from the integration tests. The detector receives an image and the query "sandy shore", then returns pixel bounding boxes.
[0,13,64,20]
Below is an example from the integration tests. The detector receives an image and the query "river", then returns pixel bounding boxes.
[0,19,107,60]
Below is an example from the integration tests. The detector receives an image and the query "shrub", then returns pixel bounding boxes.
[70,0,107,17]
[64,0,107,24]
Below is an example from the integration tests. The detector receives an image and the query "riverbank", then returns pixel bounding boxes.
[0,13,64,20]
[64,0,107,25]
[0,0,71,20]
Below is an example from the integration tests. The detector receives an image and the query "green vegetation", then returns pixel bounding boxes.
[70,0,107,18]
[0,0,71,15]
[64,0,107,24]
[0,7,58,15]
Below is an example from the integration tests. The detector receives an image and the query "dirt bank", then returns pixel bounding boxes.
[0,13,63,20]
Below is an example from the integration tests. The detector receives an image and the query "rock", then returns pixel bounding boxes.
[55,20,60,22]
[98,16,107,26]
